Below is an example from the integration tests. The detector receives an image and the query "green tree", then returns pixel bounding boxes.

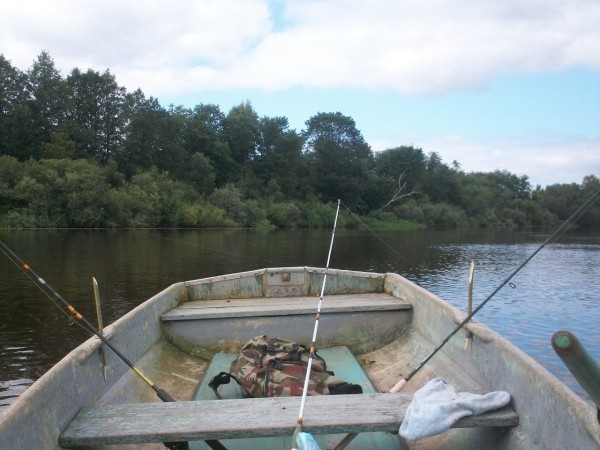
[66,68,127,163]
[423,152,461,204]
[540,175,600,228]
[580,175,600,228]
[119,96,186,176]
[27,51,69,155]
[0,55,34,158]
[250,116,308,200]
[39,132,77,159]
[181,152,216,195]
[182,103,234,186]
[374,146,427,188]
[303,112,374,211]
[536,182,579,219]
[373,146,425,210]
[224,101,260,181]
[457,173,496,223]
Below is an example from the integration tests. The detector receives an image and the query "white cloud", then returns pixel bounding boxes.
[1,1,271,80]
[1,0,599,96]
[1,0,597,187]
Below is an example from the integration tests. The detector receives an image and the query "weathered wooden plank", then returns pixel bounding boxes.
[161,294,412,321]
[60,393,518,447]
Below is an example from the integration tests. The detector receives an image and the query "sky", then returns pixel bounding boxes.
[1,0,599,187]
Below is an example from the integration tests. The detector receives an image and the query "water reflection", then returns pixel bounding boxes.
[0,228,598,410]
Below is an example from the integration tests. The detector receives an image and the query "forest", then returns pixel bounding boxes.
[1,51,599,229]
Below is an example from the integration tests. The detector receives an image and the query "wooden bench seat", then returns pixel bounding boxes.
[160,293,411,321]
[59,393,518,447]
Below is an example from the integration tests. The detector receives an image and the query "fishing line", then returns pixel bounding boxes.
[3,186,304,268]
[139,229,296,267]
[291,199,341,450]
[390,186,600,392]
[1,190,117,228]
[0,240,170,391]
[0,244,90,333]
[339,200,416,268]
[0,240,230,450]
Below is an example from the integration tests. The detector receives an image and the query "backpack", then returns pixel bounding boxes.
[209,335,363,399]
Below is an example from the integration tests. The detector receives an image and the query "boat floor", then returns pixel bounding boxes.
[91,328,487,450]
[189,346,402,449]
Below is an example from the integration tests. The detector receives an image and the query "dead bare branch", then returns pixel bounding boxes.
[381,171,418,210]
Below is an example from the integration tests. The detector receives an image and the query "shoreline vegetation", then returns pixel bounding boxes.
[1,52,599,230]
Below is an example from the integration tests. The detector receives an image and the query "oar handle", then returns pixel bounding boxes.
[552,330,600,410]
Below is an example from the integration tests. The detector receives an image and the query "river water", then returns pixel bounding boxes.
[1,228,599,411]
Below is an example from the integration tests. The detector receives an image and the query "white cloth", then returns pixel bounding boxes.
[399,378,510,441]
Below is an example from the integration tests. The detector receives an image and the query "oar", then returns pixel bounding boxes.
[0,240,227,450]
[390,186,600,393]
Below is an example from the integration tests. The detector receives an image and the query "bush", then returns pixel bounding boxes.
[245,199,268,226]
[421,202,469,229]
[209,184,248,226]
[265,202,302,228]
[393,200,425,223]
[179,201,229,227]
[298,201,339,228]
[3,209,40,228]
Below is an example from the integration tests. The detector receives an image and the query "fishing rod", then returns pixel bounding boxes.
[291,199,341,450]
[0,240,228,450]
[390,187,600,393]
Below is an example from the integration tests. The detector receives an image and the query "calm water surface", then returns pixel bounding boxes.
[1,228,599,411]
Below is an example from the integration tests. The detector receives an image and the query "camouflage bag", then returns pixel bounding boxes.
[209,335,363,399]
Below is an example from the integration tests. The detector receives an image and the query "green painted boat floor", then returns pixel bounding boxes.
[191,346,402,450]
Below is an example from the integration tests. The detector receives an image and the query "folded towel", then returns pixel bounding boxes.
[399,378,510,440]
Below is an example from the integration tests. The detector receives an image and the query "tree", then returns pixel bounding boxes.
[303,112,374,210]
[182,103,234,186]
[374,146,425,209]
[119,96,186,176]
[66,68,127,163]
[379,172,419,210]
[488,170,531,200]
[374,146,427,188]
[181,152,216,195]
[0,55,34,158]
[457,173,496,221]
[250,116,308,199]
[224,101,260,181]
[27,51,69,154]
[541,176,600,228]
[423,152,461,204]
[580,175,600,228]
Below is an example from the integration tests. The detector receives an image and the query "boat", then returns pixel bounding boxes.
[1,266,599,449]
